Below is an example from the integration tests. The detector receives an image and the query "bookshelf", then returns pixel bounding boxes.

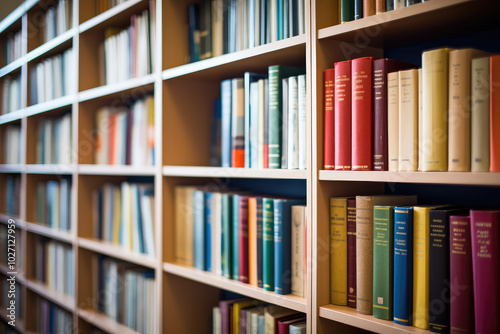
[0,0,499,333]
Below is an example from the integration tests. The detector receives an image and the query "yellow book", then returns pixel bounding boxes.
[248,197,257,286]
[174,186,195,266]
[421,48,452,171]
[112,187,121,245]
[233,300,260,334]
[330,197,349,305]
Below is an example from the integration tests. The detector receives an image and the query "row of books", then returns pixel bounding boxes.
[33,237,74,297]
[0,224,23,271]
[37,0,73,45]
[1,74,21,114]
[220,66,307,169]
[3,124,21,164]
[101,4,155,85]
[175,186,307,297]
[188,0,305,62]
[5,175,21,217]
[36,179,72,232]
[33,296,73,334]
[37,112,72,165]
[30,48,74,105]
[213,299,306,334]
[97,257,156,333]
[329,195,500,333]
[3,29,22,66]
[339,0,425,23]
[94,95,155,166]
[93,182,156,257]
[94,0,128,16]
[323,49,500,172]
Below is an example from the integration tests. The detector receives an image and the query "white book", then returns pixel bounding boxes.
[56,0,65,36]
[250,81,259,168]
[63,48,73,95]
[44,119,53,163]
[2,76,9,112]
[44,58,53,101]
[298,74,306,170]
[398,69,419,172]
[53,55,63,98]
[394,0,405,9]
[288,76,298,169]
[291,205,306,297]
[141,193,155,257]
[136,273,144,332]
[254,0,260,47]
[212,192,222,275]
[270,0,277,42]
[121,182,133,250]
[257,79,266,168]
[59,113,72,165]
[281,78,288,168]
[131,99,147,165]
[213,306,221,334]
[298,0,305,35]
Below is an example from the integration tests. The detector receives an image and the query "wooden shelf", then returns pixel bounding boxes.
[78,74,156,102]
[25,164,75,175]
[78,238,157,269]
[26,279,75,312]
[0,57,24,78]
[26,222,74,244]
[79,164,157,176]
[0,164,24,173]
[163,166,308,179]
[319,305,429,334]
[163,34,307,81]
[24,95,75,118]
[319,170,500,186]
[79,0,148,33]
[78,308,141,334]
[0,110,24,125]
[163,262,307,313]
[26,28,75,63]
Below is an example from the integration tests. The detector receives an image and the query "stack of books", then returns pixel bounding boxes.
[1,73,21,114]
[175,185,307,297]
[30,48,74,105]
[94,95,154,166]
[3,29,22,66]
[39,0,73,44]
[3,123,21,164]
[93,182,155,257]
[219,67,307,169]
[36,112,72,165]
[36,179,72,232]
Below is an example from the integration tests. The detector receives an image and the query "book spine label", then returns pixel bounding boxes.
[413,206,431,329]
[471,57,490,172]
[334,60,352,170]
[356,196,374,314]
[393,207,413,326]
[347,199,357,308]
[388,72,399,171]
[239,197,249,283]
[373,60,388,171]
[263,198,274,291]
[330,198,348,305]
[490,56,500,171]
[324,69,335,170]
[352,57,373,171]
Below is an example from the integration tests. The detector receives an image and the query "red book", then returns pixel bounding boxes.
[239,196,250,283]
[334,60,352,170]
[372,59,416,171]
[277,316,306,334]
[470,209,500,333]
[490,56,500,171]
[324,68,335,170]
[352,57,374,171]
[347,198,356,308]
[449,215,474,334]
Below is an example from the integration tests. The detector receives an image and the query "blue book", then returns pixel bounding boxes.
[278,0,283,40]
[53,119,60,163]
[232,194,240,280]
[354,0,363,20]
[244,72,267,168]
[258,314,265,333]
[260,0,267,45]
[107,185,115,243]
[273,198,306,295]
[249,0,255,48]
[193,190,205,270]
[95,189,103,240]
[188,3,200,62]
[393,206,413,326]
[67,248,73,297]
[221,193,232,278]
[256,197,264,288]
[221,79,232,167]
[205,193,213,272]
[49,304,56,333]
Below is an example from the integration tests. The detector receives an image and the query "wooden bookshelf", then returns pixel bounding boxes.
[78,308,142,334]
[163,166,308,179]
[25,279,75,312]
[25,222,74,244]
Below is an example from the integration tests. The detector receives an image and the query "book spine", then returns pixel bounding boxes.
[248,197,257,286]
[291,205,305,297]
[256,198,264,288]
[263,198,274,291]
[418,68,423,171]
[413,206,431,329]
[386,0,394,10]
[232,194,240,280]
[363,0,375,17]
[375,0,385,14]
[281,78,288,169]
[324,68,335,170]
[232,78,245,167]
[221,79,232,167]
[268,66,283,168]
[387,72,399,171]
[340,0,354,23]
[372,60,388,171]
[193,190,205,271]
[470,210,500,333]
[288,76,298,169]
[471,57,490,172]
[490,55,500,172]
[352,57,373,171]
[205,193,213,272]
[274,199,286,294]
[354,0,362,20]
[239,197,249,283]
[334,60,352,170]
[222,194,232,278]
[372,206,393,320]
[398,69,419,172]
[264,78,269,168]
[298,74,307,170]
[347,198,356,308]
[449,215,474,334]
[393,207,413,326]
[356,196,374,314]
[330,198,348,305]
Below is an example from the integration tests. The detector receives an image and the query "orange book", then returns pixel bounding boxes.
[490,55,500,171]
[109,113,117,165]
[248,197,258,286]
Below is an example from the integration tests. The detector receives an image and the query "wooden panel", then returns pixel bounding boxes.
[76,248,98,310]
[315,0,338,30]
[78,28,103,91]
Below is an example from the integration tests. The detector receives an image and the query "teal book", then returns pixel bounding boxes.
[267,65,305,168]
[221,193,232,278]
[232,194,240,280]
[205,192,213,272]
[263,197,274,291]
[193,190,205,270]
[341,0,355,23]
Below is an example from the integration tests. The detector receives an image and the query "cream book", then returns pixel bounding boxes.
[471,57,491,172]
[399,69,419,171]
[388,71,400,172]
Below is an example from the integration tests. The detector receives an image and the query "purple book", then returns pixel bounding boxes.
[219,298,247,334]
[470,210,500,333]
[240,308,247,334]
[449,215,474,334]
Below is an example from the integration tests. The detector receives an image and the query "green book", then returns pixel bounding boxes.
[267,65,305,168]
[232,194,240,280]
[262,197,274,291]
[373,205,394,320]
[221,193,232,279]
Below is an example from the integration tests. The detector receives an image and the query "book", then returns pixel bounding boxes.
[282,77,289,169]
[330,197,350,305]
[421,48,451,171]
[324,68,335,170]
[264,305,299,334]
[393,206,413,326]
[219,298,247,334]
[232,78,245,167]
[245,72,267,168]
[375,0,385,14]
[263,197,274,291]
[297,74,307,170]
[471,57,490,172]
[387,71,400,171]
[334,60,352,170]
[193,190,205,270]
[491,55,500,172]
[248,197,258,286]
[221,79,233,167]
[233,194,241,279]
[398,69,419,172]
[364,0,375,16]
[470,209,500,333]
[221,193,232,278]
[341,0,354,23]
[347,198,356,308]
[239,196,250,283]
[291,205,306,297]
[356,195,416,315]
[175,186,195,266]
[288,76,299,169]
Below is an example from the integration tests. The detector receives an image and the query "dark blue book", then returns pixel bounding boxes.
[221,79,232,167]
[274,198,306,295]
[221,193,232,278]
[193,189,205,270]
[96,189,103,240]
[210,98,222,167]
[49,304,55,333]
[256,197,264,288]
[223,0,230,54]
[393,206,413,326]
[232,194,240,280]
[188,3,200,62]
[205,192,213,272]
[354,0,363,20]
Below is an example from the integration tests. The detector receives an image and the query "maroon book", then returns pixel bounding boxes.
[450,215,474,334]
[347,198,356,308]
[372,59,416,171]
[239,196,250,283]
[470,210,500,333]
[324,68,335,170]
[334,60,352,170]
[219,298,247,334]
[277,316,306,334]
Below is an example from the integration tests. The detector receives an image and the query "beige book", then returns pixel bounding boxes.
[399,69,419,171]
[418,68,423,171]
[291,205,306,297]
[448,48,490,171]
[356,195,417,315]
[421,48,452,171]
[388,72,400,172]
[175,185,195,266]
[471,57,491,172]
